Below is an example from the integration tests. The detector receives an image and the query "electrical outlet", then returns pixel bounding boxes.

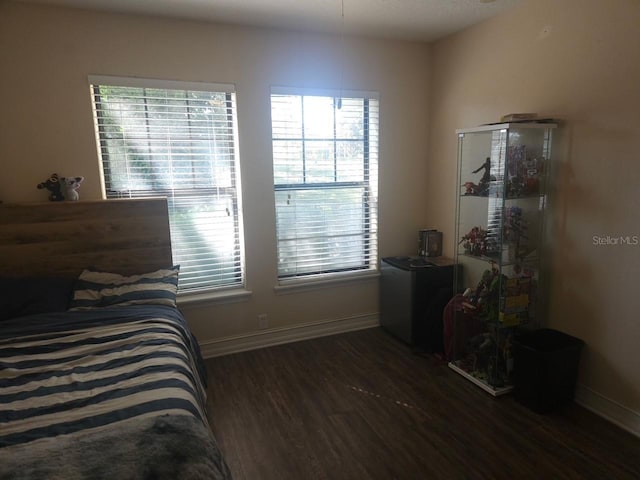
[257,313,268,329]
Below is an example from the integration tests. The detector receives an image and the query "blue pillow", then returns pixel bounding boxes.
[0,277,75,321]
[68,267,179,310]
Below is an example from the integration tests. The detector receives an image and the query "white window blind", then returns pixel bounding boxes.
[271,89,379,280]
[90,76,244,292]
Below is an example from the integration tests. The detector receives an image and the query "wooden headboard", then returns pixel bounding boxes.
[0,198,173,278]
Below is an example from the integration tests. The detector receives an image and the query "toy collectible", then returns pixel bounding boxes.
[471,157,495,195]
[60,176,84,201]
[37,173,64,201]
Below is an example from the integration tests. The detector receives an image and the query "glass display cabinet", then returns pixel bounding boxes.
[448,122,556,395]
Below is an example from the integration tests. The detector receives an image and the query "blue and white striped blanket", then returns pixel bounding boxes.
[0,306,231,479]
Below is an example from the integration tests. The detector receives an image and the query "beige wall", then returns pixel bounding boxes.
[0,3,431,340]
[428,0,640,416]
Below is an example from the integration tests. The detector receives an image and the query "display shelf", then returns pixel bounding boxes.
[449,122,556,395]
[460,193,544,200]
[457,252,539,268]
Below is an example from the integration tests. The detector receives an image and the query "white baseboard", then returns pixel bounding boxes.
[575,384,640,438]
[199,313,379,359]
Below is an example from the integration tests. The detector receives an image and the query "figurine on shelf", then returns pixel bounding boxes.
[469,332,495,379]
[459,226,488,256]
[473,267,505,324]
[503,206,529,260]
[506,179,524,198]
[506,146,544,197]
[463,181,479,195]
[472,157,494,196]
[506,145,526,198]
[523,157,542,194]
[503,207,527,241]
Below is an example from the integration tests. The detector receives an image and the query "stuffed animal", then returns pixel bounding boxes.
[37,173,64,201]
[60,176,84,201]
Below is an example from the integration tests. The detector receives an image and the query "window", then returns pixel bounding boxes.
[90,76,244,293]
[270,88,379,281]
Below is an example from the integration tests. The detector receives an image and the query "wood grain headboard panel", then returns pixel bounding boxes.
[0,198,173,278]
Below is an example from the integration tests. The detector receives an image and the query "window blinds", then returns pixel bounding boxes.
[271,91,379,280]
[90,77,244,292]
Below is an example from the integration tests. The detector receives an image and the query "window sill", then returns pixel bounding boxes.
[177,288,252,308]
[274,271,380,295]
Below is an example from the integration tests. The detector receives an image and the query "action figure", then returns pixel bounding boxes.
[472,157,494,195]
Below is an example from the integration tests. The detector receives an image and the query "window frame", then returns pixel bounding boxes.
[89,75,246,295]
[270,87,379,283]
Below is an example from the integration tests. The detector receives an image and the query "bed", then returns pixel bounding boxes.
[0,198,231,479]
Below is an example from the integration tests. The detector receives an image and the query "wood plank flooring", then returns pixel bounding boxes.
[205,327,640,480]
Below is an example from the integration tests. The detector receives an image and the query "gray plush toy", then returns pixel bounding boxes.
[60,176,84,201]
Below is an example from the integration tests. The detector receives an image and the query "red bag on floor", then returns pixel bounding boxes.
[443,294,482,362]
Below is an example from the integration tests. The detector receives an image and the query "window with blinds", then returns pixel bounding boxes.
[90,76,244,292]
[270,89,379,280]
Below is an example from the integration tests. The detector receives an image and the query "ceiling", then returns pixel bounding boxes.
[14,0,524,42]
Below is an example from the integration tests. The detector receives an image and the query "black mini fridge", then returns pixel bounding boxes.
[380,256,456,353]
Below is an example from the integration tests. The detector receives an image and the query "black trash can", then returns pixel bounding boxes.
[513,328,584,413]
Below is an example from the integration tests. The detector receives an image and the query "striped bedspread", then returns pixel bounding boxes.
[0,306,230,479]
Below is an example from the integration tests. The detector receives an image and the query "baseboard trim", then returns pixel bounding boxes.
[575,384,640,438]
[199,313,379,359]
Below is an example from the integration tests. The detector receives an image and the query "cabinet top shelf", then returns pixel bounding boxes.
[459,193,544,200]
[456,122,557,134]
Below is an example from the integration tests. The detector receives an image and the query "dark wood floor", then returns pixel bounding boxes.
[205,327,640,480]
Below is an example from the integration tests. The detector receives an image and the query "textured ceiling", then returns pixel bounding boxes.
[14,0,524,42]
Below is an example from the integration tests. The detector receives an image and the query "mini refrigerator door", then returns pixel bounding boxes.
[380,256,456,350]
[380,258,414,344]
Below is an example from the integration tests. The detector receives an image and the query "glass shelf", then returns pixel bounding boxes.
[457,252,539,268]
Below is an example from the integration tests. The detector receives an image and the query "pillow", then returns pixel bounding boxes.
[0,277,75,321]
[68,266,179,310]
